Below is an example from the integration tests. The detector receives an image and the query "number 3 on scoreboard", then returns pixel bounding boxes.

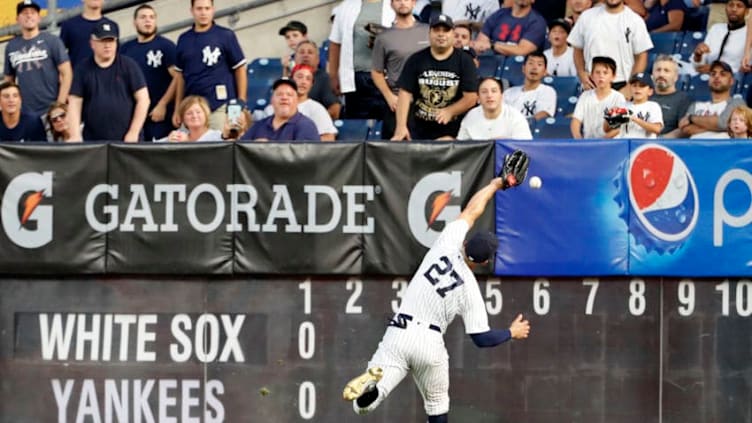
[423,256,465,297]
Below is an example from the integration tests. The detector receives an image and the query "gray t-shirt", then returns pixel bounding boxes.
[352,1,383,72]
[4,32,70,116]
[650,90,691,134]
[372,22,429,93]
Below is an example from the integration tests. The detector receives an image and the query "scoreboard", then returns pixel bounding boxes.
[1,277,750,422]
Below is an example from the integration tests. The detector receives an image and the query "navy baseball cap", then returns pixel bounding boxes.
[272,77,298,92]
[278,20,307,36]
[548,18,572,34]
[91,22,118,40]
[629,72,654,89]
[465,231,499,264]
[430,14,454,30]
[710,60,733,73]
[17,0,41,15]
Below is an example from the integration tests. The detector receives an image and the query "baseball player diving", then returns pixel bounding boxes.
[342,150,532,422]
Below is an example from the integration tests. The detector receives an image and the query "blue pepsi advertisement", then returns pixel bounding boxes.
[494,140,752,277]
[627,140,752,276]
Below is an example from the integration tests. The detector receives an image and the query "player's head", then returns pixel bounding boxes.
[133,4,157,37]
[464,231,499,265]
[0,81,22,116]
[591,56,616,88]
[454,22,472,48]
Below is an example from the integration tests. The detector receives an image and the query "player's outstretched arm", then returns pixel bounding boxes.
[458,150,529,230]
[469,313,530,348]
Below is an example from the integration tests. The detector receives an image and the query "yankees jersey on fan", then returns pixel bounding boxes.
[616,100,663,139]
[396,220,490,335]
[503,84,557,119]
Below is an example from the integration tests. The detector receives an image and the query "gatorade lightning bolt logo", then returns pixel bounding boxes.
[428,190,453,227]
[21,190,45,226]
[618,144,699,254]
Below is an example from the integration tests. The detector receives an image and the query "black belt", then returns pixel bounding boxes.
[388,313,441,333]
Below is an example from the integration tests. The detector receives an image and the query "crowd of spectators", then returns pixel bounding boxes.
[3,0,752,142]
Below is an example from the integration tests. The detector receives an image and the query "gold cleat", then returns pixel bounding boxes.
[342,367,383,401]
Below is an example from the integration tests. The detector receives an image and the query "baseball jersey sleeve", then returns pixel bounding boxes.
[522,14,547,49]
[647,101,664,125]
[122,56,148,95]
[462,278,491,334]
[572,92,587,122]
[50,35,71,67]
[541,85,557,117]
[224,31,247,70]
[566,12,586,49]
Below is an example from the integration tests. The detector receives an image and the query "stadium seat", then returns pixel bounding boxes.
[247,57,283,84]
[247,81,272,110]
[543,76,580,117]
[500,55,526,87]
[533,117,573,139]
[366,120,384,140]
[677,31,705,60]
[334,119,371,141]
[685,73,711,102]
[478,54,503,78]
[649,31,681,55]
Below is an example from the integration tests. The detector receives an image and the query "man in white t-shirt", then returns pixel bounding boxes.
[457,76,532,140]
[571,56,626,139]
[673,60,745,139]
[543,18,576,77]
[503,52,557,122]
[567,0,653,93]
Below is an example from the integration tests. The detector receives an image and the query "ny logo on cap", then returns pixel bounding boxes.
[103,24,111,31]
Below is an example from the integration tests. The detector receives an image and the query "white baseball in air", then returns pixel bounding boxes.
[529,176,542,189]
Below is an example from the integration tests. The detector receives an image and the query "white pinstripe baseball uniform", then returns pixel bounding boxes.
[355,219,490,416]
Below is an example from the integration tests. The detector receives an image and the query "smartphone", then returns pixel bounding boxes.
[227,103,242,126]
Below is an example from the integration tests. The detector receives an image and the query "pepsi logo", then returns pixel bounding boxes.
[627,144,699,251]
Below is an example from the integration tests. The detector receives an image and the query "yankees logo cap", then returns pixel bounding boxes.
[17,0,41,15]
[91,22,119,40]
[465,231,499,264]
[629,72,654,89]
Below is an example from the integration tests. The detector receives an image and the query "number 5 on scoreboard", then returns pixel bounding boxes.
[583,279,599,315]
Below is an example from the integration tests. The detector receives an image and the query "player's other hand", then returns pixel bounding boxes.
[509,314,530,339]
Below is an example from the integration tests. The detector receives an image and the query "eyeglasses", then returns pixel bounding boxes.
[50,113,66,122]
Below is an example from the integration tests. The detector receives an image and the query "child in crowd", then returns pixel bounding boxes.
[278,20,308,74]
[606,73,663,139]
[571,56,626,139]
[543,19,576,77]
[727,105,752,138]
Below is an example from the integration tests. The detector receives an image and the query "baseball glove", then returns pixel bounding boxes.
[497,150,529,189]
[604,107,632,129]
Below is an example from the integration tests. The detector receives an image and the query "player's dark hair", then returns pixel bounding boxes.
[190,0,213,6]
[591,56,617,75]
[296,39,318,50]
[454,22,472,32]
[478,76,504,93]
[525,51,547,68]
[133,3,155,19]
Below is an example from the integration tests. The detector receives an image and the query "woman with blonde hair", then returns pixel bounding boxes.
[164,96,244,142]
[727,105,752,139]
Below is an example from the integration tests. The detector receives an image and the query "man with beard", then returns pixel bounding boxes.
[4,0,72,117]
[692,0,747,74]
[372,0,429,139]
[649,55,691,136]
[291,40,341,120]
[121,4,177,141]
[568,0,652,93]
[672,60,745,139]
[503,52,557,122]
[473,0,547,57]
[392,14,478,140]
